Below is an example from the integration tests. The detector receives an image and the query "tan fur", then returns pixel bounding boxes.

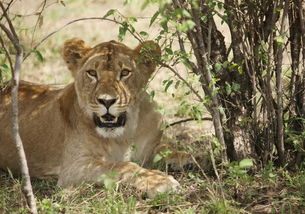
[0,39,179,197]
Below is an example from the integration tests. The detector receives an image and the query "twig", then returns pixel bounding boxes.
[159,61,204,102]
[0,3,18,43]
[0,23,19,50]
[190,154,211,183]
[177,32,200,75]
[30,0,47,47]
[0,36,13,72]
[0,0,15,21]
[23,17,142,61]
[165,117,212,129]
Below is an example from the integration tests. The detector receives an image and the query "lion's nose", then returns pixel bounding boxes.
[97,98,117,108]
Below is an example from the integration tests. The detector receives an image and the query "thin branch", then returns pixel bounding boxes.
[0,36,13,72]
[30,0,47,47]
[0,23,19,51]
[24,17,143,61]
[0,0,15,21]
[0,2,19,43]
[165,117,212,129]
[159,61,204,102]
[177,32,200,75]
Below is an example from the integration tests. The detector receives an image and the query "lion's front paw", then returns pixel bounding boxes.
[135,169,180,197]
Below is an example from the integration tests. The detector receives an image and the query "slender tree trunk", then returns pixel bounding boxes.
[274,0,288,165]
[0,2,37,213]
[11,48,37,214]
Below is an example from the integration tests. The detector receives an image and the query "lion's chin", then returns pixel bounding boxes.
[95,126,125,138]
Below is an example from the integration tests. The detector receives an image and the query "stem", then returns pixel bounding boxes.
[275,0,288,165]
[0,2,37,213]
[23,17,142,61]
[165,117,212,129]
[11,48,37,214]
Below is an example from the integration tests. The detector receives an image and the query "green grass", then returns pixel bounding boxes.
[1,167,304,214]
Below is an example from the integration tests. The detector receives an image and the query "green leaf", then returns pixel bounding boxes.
[99,173,118,190]
[160,20,168,32]
[174,80,181,89]
[128,17,137,22]
[164,79,173,92]
[0,64,9,72]
[118,22,128,41]
[32,50,44,62]
[141,0,150,10]
[231,83,240,91]
[165,47,173,55]
[239,158,253,168]
[214,62,222,72]
[222,61,229,68]
[274,35,284,47]
[150,11,159,27]
[153,154,163,163]
[139,31,148,37]
[225,82,231,95]
[182,9,191,18]
[103,9,116,18]
[237,66,243,74]
[268,172,276,178]
[149,90,155,101]
[229,63,238,70]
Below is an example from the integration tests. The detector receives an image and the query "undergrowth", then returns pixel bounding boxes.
[1,165,304,214]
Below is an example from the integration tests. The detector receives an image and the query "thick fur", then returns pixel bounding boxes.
[0,39,179,197]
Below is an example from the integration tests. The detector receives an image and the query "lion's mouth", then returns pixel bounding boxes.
[93,112,127,128]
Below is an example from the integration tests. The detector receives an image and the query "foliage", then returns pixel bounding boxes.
[123,0,305,167]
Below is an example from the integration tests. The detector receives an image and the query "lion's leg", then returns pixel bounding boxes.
[57,159,179,197]
[152,141,207,171]
[153,143,191,170]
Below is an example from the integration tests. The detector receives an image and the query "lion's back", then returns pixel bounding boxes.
[0,81,67,177]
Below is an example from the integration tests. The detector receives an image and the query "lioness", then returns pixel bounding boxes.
[0,38,180,197]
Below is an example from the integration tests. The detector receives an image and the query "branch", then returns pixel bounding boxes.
[158,61,204,103]
[0,23,19,51]
[0,2,19,43]
[23,17,143,61]
[0,36,13,72]
[0,0,15,21]
[165,117,212,129]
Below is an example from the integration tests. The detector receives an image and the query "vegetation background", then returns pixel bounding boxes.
[0,0,304,213]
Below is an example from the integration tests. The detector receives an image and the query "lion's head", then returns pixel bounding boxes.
[62,38,161,138]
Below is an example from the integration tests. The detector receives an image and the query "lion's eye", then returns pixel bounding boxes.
[120,69,131,79]
[86,69,97,78]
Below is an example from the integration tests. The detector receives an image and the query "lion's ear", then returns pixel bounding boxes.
[134,41,161,76]
[62,38,91,77]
